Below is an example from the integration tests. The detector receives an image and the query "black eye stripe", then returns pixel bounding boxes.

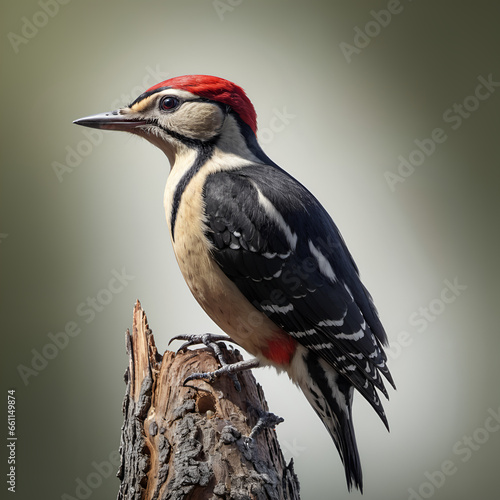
[156,96,230,120]
[130,89,224,110]
[157,96,212,112]
[129,86,171,107]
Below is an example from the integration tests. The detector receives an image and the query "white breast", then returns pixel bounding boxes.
[163,150,281,358]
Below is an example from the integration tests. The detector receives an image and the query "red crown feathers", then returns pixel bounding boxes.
[146,75,257,134]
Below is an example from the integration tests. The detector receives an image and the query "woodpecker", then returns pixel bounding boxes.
[74,75,394,492]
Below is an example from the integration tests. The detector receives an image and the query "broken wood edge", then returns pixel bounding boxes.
[116,299,301,500]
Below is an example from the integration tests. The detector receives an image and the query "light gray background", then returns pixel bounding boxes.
[1,1,499,499]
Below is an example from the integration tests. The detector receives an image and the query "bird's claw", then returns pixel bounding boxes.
[183,371,216,385]
[182,364,242,392]
[244,409,284,447]
[169,333,232,354]
[171,333,243,391]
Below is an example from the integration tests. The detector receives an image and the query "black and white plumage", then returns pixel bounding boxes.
[202,162,394,490]
[203,164,393,413]
[74,75,394,492]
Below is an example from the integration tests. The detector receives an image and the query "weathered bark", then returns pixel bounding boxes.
[117,300,301,500]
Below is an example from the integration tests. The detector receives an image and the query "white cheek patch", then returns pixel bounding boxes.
[130,88,225,142]
[169,102,225,141]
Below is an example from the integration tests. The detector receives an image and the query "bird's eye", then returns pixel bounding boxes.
[159,96,180,111]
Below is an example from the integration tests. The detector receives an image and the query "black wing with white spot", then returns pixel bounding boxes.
[202,163,394,425]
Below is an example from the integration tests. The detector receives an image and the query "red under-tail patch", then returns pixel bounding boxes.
[146,75,258,134]
[262,332,297,366]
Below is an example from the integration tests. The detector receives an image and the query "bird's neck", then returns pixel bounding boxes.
[168,115,267,178]
[164,117,266,242]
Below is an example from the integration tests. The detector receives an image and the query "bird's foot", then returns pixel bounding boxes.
[182,358,261,392]
[169,333,259,391]
[244,408,284,448]
[169,333,234,354]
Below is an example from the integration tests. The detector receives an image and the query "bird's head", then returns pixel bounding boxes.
[74,75,258,165]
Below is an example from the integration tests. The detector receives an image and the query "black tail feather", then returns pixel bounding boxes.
[301,352,364,492]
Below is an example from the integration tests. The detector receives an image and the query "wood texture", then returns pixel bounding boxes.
[116,300,301,500]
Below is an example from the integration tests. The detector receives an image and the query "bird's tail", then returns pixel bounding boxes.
[292,349,363,492]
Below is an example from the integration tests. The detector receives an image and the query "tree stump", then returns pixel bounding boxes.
[117,300,301,500]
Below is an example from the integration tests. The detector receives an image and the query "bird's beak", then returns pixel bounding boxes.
[73,111,148,131]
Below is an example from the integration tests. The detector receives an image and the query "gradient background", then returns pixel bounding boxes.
[1,1,500,499]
